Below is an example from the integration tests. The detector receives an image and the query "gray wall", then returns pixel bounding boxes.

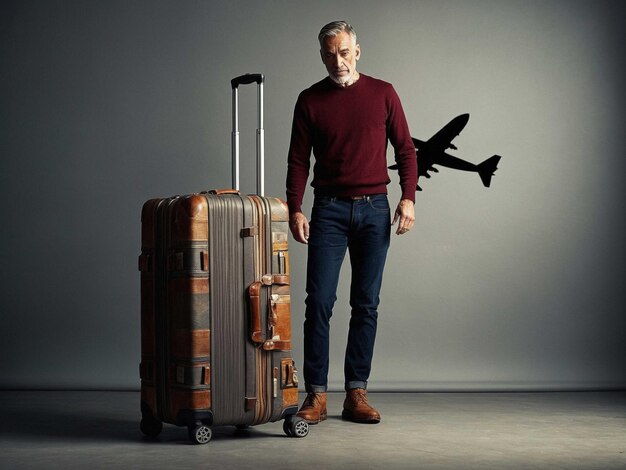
[1,0,624,391]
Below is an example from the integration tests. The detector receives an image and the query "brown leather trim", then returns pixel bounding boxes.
[272,274,290,286]
[248,282,264,343]
[282,387,299,408]
[245,397,257,411]
[169,389,211,416]
[248,275,290,345]
[200,251,208,271]
[209,188,240,195]
[273,241,288,252]
[172,363,211,387]
[272,301,291,345]
[281,359,293,387]
[241,227,259,237]
[261,340,291,351]
[171,329,210,359]
[171,195,208,241]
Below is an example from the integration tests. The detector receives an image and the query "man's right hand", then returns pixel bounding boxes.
[289,212,310,244]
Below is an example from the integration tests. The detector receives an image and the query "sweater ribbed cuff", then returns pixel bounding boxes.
[401,186,416,204]
[287,202,302,215]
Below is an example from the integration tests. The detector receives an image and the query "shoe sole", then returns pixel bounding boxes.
[298,411,327,425]
[341,410,381,424]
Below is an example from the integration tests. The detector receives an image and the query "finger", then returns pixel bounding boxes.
[297,224,307,244]
[297,220,309,244]
[397,216,415,235]
[396,218,405,235]
[290,221,304,244]
[391,210,399,226]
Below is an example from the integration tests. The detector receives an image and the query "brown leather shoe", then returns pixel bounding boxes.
[296,392,327,424]
[342,388,381,423]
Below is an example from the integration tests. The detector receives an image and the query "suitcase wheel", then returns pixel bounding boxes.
[283,416,309,438]
[140,416,163,438]
[188,423,213,444]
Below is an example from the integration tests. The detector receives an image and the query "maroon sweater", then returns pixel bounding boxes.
[286,74,417,214]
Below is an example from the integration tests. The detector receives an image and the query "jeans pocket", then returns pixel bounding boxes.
[313,196,335,209]
[367,195,390,213]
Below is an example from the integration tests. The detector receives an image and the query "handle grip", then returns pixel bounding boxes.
[248,281,265,344]
[208,188,240,196]
[231,73,265,195]
[247,275,290,348]
[231,73,264,89]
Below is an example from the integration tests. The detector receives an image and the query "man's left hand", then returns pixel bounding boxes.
[392,199,415,235]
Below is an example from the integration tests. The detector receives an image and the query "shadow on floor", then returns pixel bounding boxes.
[0,406,145,443]
[0,395,291,445]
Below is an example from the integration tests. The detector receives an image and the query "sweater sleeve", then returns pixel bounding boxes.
[387,87,418,202]
[286,94,312,214]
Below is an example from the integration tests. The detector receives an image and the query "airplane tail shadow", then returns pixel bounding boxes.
[477,155,501,188]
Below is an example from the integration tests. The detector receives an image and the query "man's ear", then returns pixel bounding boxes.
[320,49,324,64]
[355,44,361,60]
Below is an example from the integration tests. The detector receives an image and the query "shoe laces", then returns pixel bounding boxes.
[350,389,368,405]
[303,393,322,407]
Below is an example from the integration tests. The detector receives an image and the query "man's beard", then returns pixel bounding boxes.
[329,69,357,86]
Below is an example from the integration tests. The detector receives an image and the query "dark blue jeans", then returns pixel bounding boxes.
[303,194,391,393]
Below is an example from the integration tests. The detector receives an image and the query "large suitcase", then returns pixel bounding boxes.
[139,74,308,444]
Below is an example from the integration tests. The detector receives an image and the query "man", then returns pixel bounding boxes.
[286,21,417,424]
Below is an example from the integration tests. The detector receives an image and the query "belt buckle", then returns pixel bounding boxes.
[350,195,367,200]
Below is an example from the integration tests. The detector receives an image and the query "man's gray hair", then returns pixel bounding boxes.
[318,20,357,46]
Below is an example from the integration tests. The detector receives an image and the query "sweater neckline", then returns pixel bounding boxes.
[326,73,366,90]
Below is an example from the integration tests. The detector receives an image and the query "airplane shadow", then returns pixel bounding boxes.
[389,113,502,191]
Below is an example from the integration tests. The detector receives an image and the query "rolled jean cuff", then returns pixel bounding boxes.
[306,383,327,393]
[345,381,367,391]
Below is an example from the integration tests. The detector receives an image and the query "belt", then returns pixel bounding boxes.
[318,193,384,201]
[335,195,371,201]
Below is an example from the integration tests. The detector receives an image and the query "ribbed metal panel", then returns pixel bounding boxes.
[206,195,248,426]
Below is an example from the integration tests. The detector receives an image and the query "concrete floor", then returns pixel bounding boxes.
[1,391,625,469]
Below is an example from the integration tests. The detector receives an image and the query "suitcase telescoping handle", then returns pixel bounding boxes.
[231,73,265,196]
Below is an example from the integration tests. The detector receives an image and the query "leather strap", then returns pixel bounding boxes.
[248,282,264,343]
[247,275,290,345]
[208,188,240,195]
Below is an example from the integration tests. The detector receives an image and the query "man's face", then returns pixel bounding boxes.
[320,31,360,86]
